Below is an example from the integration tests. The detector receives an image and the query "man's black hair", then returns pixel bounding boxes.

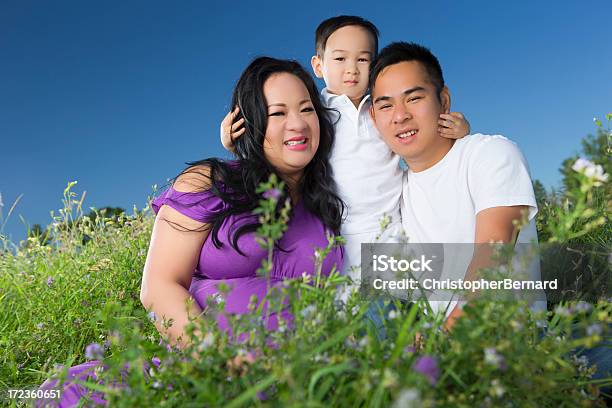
[370,42,445,96]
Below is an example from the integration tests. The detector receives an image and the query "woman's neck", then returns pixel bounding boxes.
[281,172,302,204]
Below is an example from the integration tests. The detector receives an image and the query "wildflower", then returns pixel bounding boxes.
[147,311,157,322]
[392,388,421,408]
[301,271,311,283]
[572,354,589,374]
[46,276,54,287]
[554,305,571,317]
[36,323,45,330]
[490,379,506,397]
[403,346,416,355]
[351,305,360,316]
[151,356,161,368]
[198,332,215,351]
[300,305,317,319]
[85,343,104,360]
[586,323,602,337]
[358,337,369,350]
[510,320,522,330]
[263,188,281,200]
[572,301,592,314]
[412,355,440,386]
[571,158,609,185]
[484,348,507,370]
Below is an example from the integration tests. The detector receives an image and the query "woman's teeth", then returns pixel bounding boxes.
[284,140,306,146]
[398,130,417,138]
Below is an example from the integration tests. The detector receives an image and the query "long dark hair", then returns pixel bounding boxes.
[168,57,344,256]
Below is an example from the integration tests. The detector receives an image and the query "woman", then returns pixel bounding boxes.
[37,56,345,407]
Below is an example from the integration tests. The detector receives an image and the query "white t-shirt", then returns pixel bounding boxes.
[321,89,402,235]
[400,134,545,312]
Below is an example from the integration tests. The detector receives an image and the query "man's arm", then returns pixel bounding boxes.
[444,205,528,329]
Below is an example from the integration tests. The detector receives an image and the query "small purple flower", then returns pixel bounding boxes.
[572,301,592,314]
[152,356,161,368]
[587,324,602,337]
[257,391,267,401]
[147,311,157,322]
[46,276,55,287]
[36,322,45,330]
[85,342,104,360]
[403,346,416,355]
[412,355,440,386]
[484,347,507,370]
[263,188,281,200]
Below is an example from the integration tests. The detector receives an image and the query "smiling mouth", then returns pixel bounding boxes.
[397,130,418,139]
[284,138,307,146]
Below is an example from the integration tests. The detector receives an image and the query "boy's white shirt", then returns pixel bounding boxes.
[321,88,403,236]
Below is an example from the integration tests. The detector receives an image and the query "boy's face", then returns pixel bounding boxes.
[370,61,450,163]
[311,25,374,103]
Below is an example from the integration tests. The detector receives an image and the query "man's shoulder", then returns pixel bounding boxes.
[460,133,524,162]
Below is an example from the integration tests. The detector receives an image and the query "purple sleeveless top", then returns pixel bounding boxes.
[151,181,343,332]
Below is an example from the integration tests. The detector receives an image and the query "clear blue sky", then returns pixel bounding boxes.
[1,0,610,243]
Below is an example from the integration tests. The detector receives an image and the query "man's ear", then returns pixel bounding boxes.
[369,104,375,122]
[311,55,324,79]
[440,86,451,114]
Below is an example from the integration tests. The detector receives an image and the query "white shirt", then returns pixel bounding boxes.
[400,134,545,311]
[321,89,402,235]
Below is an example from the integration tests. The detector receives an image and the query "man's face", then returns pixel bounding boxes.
[311,25,374,103]
[370,61,450,163]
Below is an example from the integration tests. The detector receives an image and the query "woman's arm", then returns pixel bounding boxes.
[140,170,211,349]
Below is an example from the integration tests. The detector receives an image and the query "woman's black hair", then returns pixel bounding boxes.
[165,57,345,261]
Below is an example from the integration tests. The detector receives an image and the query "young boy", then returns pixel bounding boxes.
[221,16,470,295]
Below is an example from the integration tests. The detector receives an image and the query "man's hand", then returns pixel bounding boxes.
[220,106,245,152]
[438,112,470,139]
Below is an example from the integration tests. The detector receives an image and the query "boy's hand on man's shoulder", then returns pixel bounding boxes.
[438,112,471,140]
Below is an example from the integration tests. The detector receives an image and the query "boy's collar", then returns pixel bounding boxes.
[321,88,371,110]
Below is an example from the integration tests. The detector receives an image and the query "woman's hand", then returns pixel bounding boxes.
[438,112,471,139]
[220,106,245,153]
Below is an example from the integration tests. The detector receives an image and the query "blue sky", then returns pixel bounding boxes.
[1,0,610,243]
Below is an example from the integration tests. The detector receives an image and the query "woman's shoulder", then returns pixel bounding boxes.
[172,164,213,193]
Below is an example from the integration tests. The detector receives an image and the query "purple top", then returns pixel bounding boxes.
[151,182,343,332]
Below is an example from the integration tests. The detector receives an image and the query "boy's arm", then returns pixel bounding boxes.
[438,112,470,139]
[220,106,245,153]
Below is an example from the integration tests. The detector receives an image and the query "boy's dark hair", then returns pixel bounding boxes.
[370,42,445,97]
[315,15,379,56]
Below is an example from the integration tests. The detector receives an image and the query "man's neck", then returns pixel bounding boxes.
[406,138,456,173]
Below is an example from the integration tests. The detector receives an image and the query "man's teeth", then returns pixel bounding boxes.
[284,140,306,146]
[397,130,417,138]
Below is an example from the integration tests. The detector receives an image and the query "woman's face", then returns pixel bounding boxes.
[262,72,320,181]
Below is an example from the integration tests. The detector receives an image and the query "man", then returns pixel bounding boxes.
[368,42,544,327]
